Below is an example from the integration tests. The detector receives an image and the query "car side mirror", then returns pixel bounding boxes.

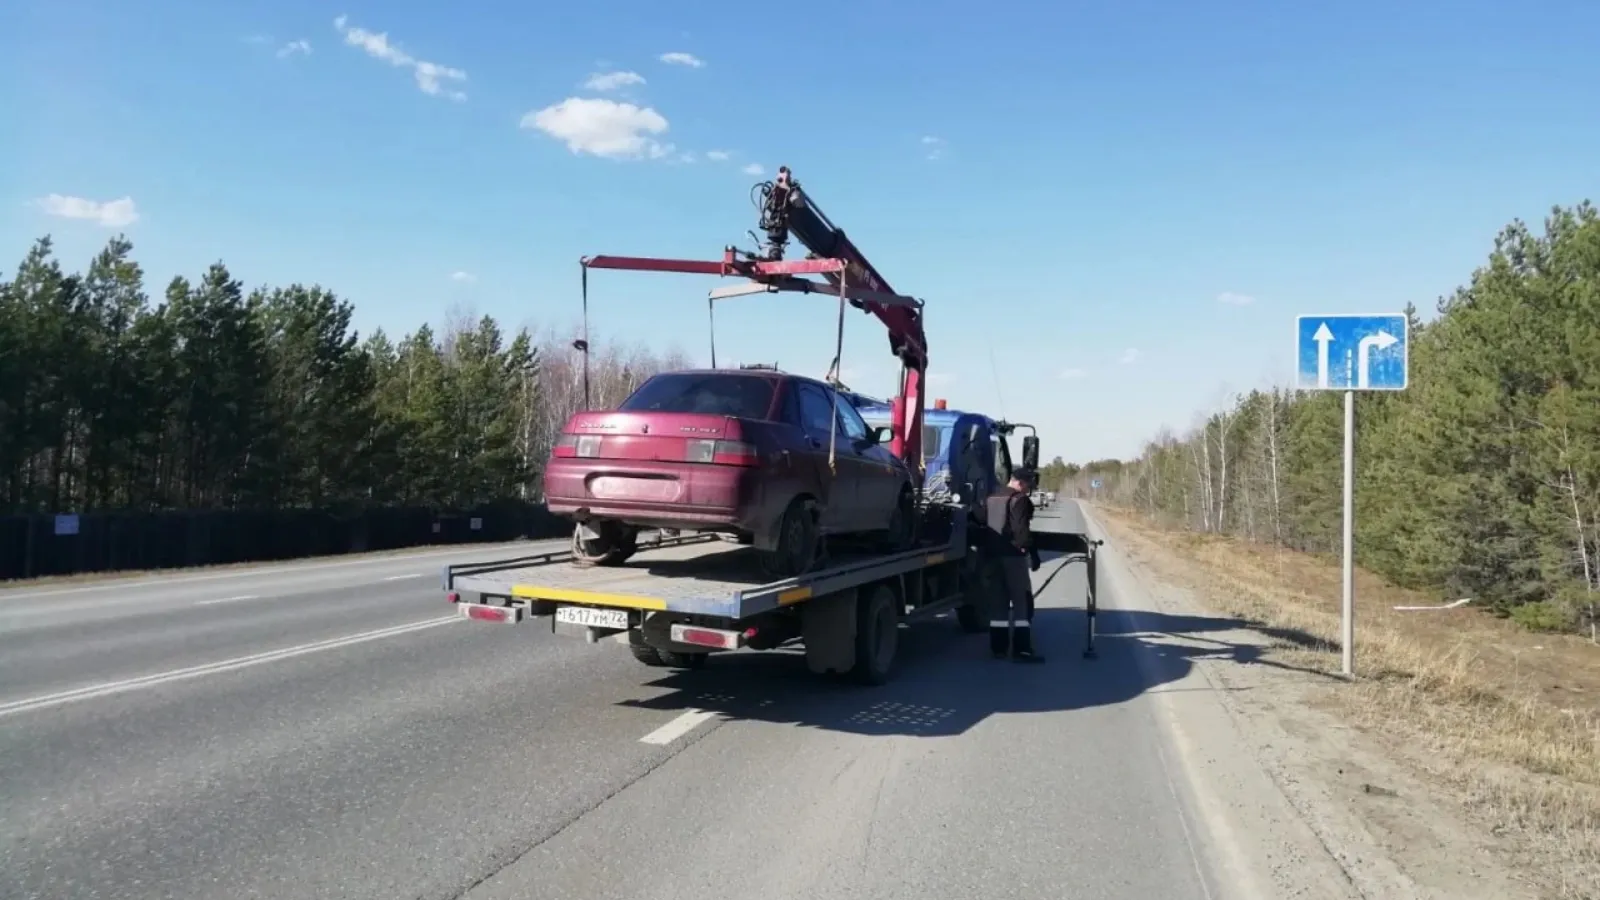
[870,426,894,446]
[1021,435,1040,470]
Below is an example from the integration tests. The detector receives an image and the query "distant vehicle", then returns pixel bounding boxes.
[545,368,918,576]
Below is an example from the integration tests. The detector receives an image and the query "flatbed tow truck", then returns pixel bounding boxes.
[444,167,1100,683]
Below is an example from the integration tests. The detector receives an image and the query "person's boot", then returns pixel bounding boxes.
[1011,625,1045,663]
[989,625,1010,659]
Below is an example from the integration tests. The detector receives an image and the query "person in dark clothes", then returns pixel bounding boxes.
[982,466,1044,661]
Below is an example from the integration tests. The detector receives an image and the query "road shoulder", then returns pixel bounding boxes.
[1083,504,1547,900]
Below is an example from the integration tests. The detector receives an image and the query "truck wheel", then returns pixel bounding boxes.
[851,584,900,685]
[629,642,668,667]
[656,650,709,670]
[759,498,819,577]
[573,522,637,567]
[956,602,985,633]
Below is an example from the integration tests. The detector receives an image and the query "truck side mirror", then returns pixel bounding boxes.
[1022,435,1040,470]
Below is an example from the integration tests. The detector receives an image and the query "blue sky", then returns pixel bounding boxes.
[4,0,1597,463]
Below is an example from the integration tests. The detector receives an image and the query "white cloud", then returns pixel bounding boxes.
[705,150,731,162]
[1216,291,1256,306]
[244,34,273,46]
[659,52,705,68]
[333,15,466,101]
[741,162,765,176]
[277,39,311,58]
[1118,348,1141,365]
[584,70,645,91]
[522,97,672,160]
[921,135,946,160]
[34,194,139,228]
[1059,367,1087,380]
[450,271,476,283]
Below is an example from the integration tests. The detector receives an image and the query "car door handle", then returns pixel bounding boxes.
[808,438,823,449]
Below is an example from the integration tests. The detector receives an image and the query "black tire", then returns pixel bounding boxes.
[572,522,637,567]
[656,650,709,670]
[629,642,667,667]
[881,486,916,552]
[956,562,991,633]
[851,584,900,685]
[956,602,985,633]
[759,497,819,577]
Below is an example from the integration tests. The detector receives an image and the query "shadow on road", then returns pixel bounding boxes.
[613,596,1334,739]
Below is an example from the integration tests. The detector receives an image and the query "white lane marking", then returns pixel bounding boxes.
[0,616,459,719]
[639,709,719,745]
[0,539,566,601]
[383,574,426,582]
[195,594,260,606]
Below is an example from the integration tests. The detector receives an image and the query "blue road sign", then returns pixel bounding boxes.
[1295,314,1409,392]
[1090,478,1103,490]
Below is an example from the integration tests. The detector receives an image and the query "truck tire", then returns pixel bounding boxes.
[851,584,900,685]
[956,602,985,633]
[955,561,991,633]
[656,650,709,670]
[629,642,668,667]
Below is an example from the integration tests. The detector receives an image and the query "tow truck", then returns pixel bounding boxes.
[444,167,1101,682]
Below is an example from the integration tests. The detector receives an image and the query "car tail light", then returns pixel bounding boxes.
[686,439,759,466]
[552,434,602,458]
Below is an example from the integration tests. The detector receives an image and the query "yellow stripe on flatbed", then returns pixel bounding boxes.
[777,587,812,606]
[509,584,668,610]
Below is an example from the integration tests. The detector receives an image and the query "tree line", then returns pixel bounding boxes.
[1059,202,1600,638]
[0,235,691,517]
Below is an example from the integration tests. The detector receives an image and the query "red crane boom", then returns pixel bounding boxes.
[581,166,931,472]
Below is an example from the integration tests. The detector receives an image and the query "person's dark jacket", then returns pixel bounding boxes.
[981,485,1041,569]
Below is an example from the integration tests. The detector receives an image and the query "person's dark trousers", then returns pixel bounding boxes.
[987,554,1037,658]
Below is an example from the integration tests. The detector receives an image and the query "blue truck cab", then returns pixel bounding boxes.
[840,392,1019,506]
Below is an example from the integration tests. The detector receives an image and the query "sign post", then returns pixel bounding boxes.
[1294,314,1409,678]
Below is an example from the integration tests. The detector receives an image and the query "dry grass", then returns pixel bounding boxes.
[1094,505,1600,897]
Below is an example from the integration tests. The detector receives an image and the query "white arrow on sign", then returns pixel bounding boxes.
[1313,322,1334,388]
[1357,330,1398,389]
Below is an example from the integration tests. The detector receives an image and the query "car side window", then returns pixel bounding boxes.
[780,383,803,427]
[832,392,871,441]
[796,383,838,436]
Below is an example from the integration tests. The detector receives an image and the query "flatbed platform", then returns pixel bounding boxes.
[444,529,966,622]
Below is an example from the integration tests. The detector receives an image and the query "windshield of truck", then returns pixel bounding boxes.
[619,373,776,419]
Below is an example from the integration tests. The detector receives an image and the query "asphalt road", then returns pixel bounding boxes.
[1,504,1225,900]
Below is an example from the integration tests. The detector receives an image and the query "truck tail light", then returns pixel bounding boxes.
[686,440,759,466]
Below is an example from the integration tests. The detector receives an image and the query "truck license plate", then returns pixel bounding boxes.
[556,606,628,630]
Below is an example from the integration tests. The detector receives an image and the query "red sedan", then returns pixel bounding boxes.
[545,368,918,575]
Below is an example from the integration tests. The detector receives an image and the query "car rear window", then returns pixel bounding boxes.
[620,373,777,419]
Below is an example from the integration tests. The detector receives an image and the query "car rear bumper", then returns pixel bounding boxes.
[544,459,762,532]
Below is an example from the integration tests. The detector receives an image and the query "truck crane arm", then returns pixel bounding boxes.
[580,166,931,470]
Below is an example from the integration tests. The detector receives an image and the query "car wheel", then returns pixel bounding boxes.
[572,522,637,567]
[881,487,916,552]
[759,497,819,577]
